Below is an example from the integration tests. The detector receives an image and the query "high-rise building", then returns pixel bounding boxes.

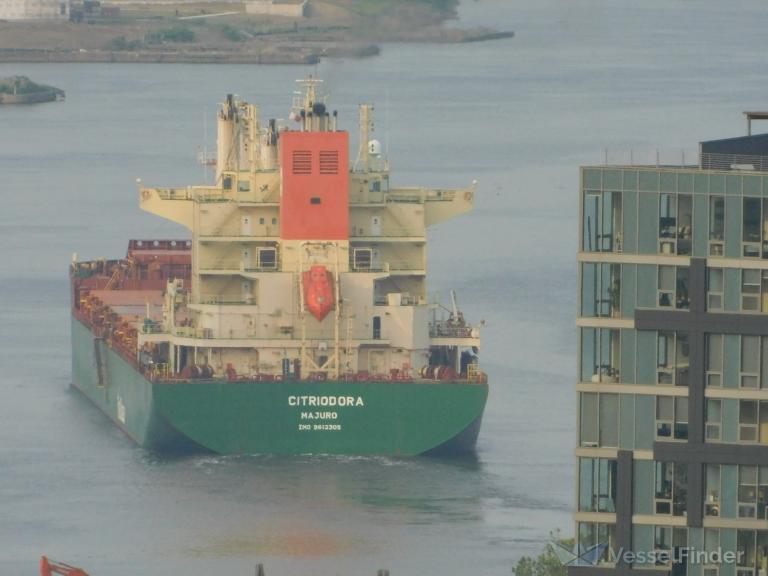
[571,113,768,576]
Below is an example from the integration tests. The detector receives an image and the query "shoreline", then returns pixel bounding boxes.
[0,0,513,66]
[0,31,513,65]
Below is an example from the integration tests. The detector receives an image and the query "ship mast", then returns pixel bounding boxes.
[291,77,336,133]
[355,104,373,172]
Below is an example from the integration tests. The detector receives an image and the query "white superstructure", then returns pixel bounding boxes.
[136,83,482,382]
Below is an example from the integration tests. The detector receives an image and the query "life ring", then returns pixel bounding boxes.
[464,191,473,202]
[141,189,151,201]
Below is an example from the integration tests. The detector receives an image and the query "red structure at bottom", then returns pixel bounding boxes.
[40,556,90,576]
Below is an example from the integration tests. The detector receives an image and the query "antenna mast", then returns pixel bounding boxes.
[356,104,373,171]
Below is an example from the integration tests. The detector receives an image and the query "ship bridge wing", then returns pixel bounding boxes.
[387,186,475,227]
[139,186,198,230]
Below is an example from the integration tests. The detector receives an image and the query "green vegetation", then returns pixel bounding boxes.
[220,24,246,43]
[512,531,573,576]
[144,26,196,44]
[106,36,142,51]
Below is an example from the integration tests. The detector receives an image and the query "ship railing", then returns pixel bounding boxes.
[195,186,229,202]
[386,261,426,272]
[159,327,382,341]
[387,187,460,203]
[71,258,123,279]
[599,148,699,168]
[466,364,488,384]
[374,295,425,306]
[429,321,478,339]
[349,226,424,238]
[153,186,227,202]
[153,371,486,385]
[597,148,768,172]
[193,296,258,306]
[140,323,166,335]
[198,260,280,272]
[349,260,425,273]
[198,231,279,239]
[153,187,192,201]
[350,263,387,272]
[128,239,191,252]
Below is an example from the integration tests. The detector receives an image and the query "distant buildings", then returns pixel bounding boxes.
[0,0,70,20]
[245,0,307,18]
[69,1,120,22]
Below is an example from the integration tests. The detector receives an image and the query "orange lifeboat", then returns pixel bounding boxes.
[303,265,335,321]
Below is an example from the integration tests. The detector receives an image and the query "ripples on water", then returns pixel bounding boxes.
[1,0,767,574]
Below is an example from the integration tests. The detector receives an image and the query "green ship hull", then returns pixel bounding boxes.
[71,317,488,455]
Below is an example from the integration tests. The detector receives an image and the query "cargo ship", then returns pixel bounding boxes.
[69,79,488,455]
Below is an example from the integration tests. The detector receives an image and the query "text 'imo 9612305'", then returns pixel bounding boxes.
[69,79,488,455]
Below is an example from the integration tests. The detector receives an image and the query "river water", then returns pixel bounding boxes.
[1,1,767,574]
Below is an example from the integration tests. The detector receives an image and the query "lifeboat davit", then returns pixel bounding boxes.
[303,265,335,321]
